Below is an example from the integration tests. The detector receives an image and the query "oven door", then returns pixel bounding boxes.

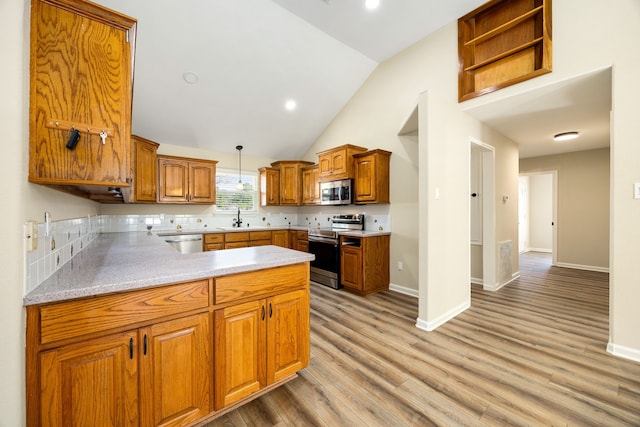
[308,236,341,289]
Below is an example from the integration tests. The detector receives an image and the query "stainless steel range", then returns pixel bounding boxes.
[308,214,364,289]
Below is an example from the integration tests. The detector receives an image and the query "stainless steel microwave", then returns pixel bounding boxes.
[320,179,352,205]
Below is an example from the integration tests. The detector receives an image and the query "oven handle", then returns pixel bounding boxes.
[308,235,339,245]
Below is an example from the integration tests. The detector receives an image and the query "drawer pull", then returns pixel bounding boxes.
[143,334,148,356]
[261,305,265,321]
[129,337,134,359]
[269,302,273,318]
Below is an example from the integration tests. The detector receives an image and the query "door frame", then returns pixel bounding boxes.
[519,170,558,265]
[470,138,496,291]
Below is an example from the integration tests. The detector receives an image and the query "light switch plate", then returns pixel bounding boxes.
[25,221,38,251]
[635,182,640,199]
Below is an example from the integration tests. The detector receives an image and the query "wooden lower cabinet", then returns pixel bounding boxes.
[28,265,310,426]
[214,289,309,410]
[139,314,211,427]
[340,235,390,295]
[271,230,289,248]
[38,313,210,427]
[39,331,139,427]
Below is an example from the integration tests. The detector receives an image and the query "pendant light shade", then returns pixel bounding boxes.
[236,145,243,190]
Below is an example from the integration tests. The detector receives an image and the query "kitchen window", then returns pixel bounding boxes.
[215,168,257,212]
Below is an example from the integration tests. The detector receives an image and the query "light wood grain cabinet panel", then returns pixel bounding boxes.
[316,145,367,182]
[302,165,320,205]
[272,230,289,248]
[340,235,390,295]
[28,0,136,194]
[158,155,217,204]
[39,331,139,427]
[354,149,391,204]
[270,161,313,206]
[139,314,211,427]
[214,289,309,410]
[132,135,159,202]
[259,167,280,206]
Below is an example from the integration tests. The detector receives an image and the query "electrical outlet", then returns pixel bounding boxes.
[25,221,38,251]
[397,261,404,271]
[634,182,640,199]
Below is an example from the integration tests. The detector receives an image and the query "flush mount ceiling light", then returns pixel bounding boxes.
[553,131,580,142]
[285,99,297,111]
[364,0,380,10]
[182,71,198,84]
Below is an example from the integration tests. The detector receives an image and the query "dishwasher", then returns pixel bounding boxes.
[159,233,203,254]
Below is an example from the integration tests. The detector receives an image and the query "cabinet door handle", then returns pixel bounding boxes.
[129,337,134,359]
[143,334,147,356]
[269,302,273,318]
[261,305,265,321]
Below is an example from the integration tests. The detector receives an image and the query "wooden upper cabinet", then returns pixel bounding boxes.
[271,161,313,206]
[302,164,320,205]
[157,155,217,204]
[458,0,552,101]
[354,149,391,204]
[28,0,137,195]
[317,144,367,182]
[259,167,280,206]
[131,135,158,203]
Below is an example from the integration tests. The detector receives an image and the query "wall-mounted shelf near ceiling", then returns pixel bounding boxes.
[458,0,552,102]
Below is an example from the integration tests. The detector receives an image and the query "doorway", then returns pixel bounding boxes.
[518,171,557,265]
[470,139,496,291]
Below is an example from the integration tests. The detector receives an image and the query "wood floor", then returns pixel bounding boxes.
[205,252,640,426]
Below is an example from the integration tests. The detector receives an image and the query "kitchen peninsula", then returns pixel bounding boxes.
[25,232,313,427]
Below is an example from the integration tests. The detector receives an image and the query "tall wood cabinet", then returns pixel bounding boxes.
[270,161,314,206]
[354,149,391,204]
[157,155,217,204]
[28,0,137,199]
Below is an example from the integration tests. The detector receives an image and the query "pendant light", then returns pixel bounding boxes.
[236,145,243,190]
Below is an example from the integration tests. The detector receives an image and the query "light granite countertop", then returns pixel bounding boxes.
[24,232,314,306]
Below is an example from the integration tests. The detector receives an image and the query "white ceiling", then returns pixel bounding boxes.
[93,0,611,160]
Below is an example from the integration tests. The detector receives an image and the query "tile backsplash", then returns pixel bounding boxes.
[25,209,390,293]
[25,215,101,294]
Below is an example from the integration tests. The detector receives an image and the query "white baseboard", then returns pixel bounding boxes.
[483,271,520,292]
[607,342,640,363]
[527,247,552,253]
[470,277,483,286]
[555,262,609,273]
[415,299,470,332]
[389,282,418,298]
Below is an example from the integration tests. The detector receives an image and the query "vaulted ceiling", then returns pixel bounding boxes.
[94,0,611,160]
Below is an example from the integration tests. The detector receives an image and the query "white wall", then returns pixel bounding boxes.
[521,149,610,270]
[529,174,553,252]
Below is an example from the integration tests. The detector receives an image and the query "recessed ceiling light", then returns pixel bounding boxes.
[553,131,579,142]
[183,72,199,84]
[285,99,297,111]
[364,0,380,10]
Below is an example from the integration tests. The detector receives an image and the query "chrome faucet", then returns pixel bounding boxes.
[233,208,243,228]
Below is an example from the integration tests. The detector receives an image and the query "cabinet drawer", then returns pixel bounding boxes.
[249,231,271,241]
[39,280,209,345]
[215,263,308,304]
[205,243,224,251]
[294,231,308,240]
[225,232,250,243]
[204,233,224,244]
[250,239,271,247]
[225,242,249,249]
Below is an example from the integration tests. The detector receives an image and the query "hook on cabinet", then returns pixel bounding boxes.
[46,118,113,147]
